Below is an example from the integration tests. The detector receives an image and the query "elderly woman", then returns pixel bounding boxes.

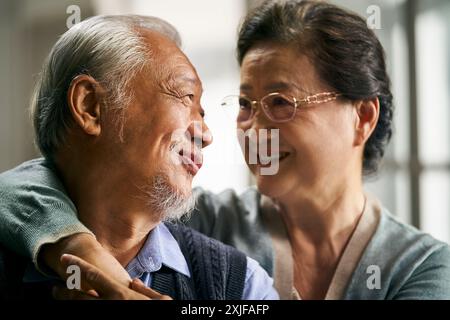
[0,0,449,300]
[190,0,450,299]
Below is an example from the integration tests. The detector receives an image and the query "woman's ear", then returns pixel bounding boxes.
[67,75,104,136]
[353,97,380,147]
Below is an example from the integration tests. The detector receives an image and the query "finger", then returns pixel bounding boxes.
[53,286,98,300]
[130,278,161,298]
[60,254,152,300]
[130,279,172,300]
[60,253,127,298]
[60,254,96,293]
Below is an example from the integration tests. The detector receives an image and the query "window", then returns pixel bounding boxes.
[416,0,450,243]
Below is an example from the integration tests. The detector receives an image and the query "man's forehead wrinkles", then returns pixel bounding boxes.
[164,70,200,88]
[150,50,200,91]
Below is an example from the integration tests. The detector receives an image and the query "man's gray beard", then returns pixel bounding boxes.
[143,174,195,222]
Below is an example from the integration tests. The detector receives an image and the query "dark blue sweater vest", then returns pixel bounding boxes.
[152,222,247,300]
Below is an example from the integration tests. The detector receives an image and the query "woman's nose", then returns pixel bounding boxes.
[251,107,274,131]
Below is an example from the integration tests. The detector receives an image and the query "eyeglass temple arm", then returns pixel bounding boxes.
[297,92,342,105]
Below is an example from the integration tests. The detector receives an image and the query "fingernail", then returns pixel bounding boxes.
[60,254,77,267]
[61,253,75,262]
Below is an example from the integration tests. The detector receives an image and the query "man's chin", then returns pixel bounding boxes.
[173,172,194,196]
[141,161,197,219]
[146,173,195,222]
[163,193,195,222]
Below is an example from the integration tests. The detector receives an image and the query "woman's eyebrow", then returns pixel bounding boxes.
[239,83,252,92]
[239,81,311,95]
[264,82,311,94]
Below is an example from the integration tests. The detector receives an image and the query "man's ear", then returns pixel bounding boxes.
[67,75,104,136]
[353,97,380,146]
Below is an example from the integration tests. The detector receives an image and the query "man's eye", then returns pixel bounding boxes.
[179,94,194,104]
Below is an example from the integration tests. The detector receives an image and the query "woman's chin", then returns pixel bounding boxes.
[255,173,289,199]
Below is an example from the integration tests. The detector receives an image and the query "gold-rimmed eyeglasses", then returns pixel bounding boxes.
[221,91,342,123]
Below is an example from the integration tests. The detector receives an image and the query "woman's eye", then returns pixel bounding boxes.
[239,98,252,110]
[272,96,290,106]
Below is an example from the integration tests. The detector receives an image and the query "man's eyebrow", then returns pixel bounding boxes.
[177,75,200,86]
[176,75,203,93]
[165,72,199,87]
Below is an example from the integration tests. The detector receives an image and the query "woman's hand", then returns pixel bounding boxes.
[41,233,132,287]
[52,254,172,300]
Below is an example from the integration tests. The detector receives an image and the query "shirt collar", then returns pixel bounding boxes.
[125,223,191,279]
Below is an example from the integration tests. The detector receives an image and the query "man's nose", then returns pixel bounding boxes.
[188,121,213,149]
[200,121,213,148]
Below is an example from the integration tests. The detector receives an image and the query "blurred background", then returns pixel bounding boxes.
[0,0,449,243]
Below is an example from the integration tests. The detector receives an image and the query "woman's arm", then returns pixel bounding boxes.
[0,159,130,285]
[41,234,132,286]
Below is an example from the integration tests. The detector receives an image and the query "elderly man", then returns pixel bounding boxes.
[0,15,277,300]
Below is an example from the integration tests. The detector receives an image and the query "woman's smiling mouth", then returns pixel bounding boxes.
[257,151,291,167]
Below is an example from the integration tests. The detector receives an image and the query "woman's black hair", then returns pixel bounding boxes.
[237,0,394,175]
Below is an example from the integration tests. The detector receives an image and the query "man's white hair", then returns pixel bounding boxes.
[31,14,181,159]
